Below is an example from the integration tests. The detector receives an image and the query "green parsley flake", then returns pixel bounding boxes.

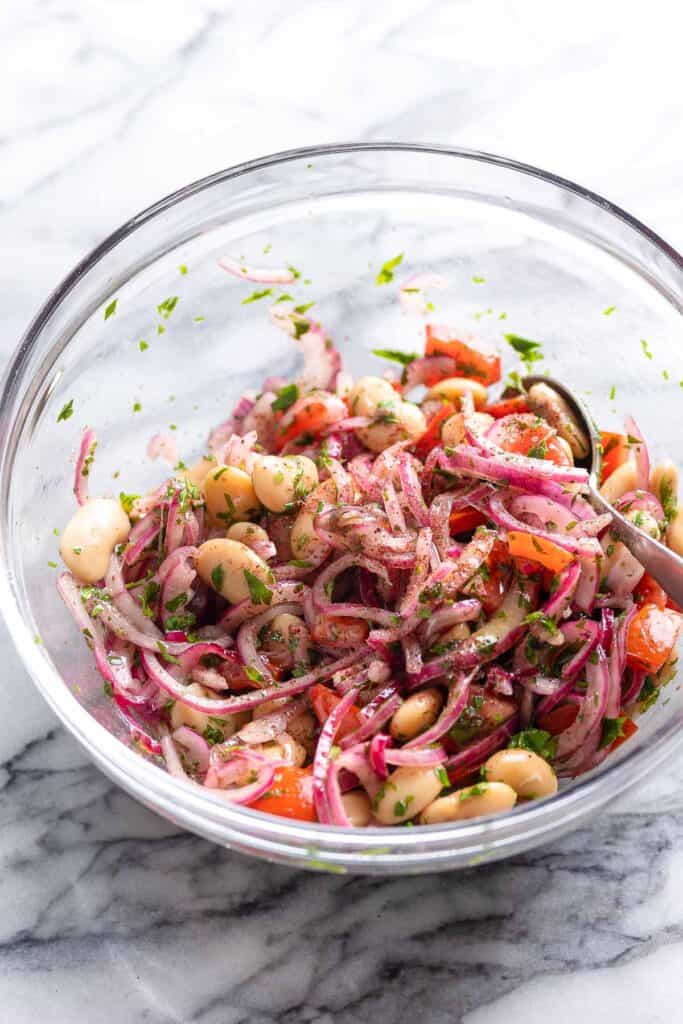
[47,560,57,568]
[505,333,544,371]
[375,253,404,285]
[132,401,141,413]
[271,383,299,412]
[119,492,139,515]
[194,316,205,323]
[372,348,419,367]
[294,302,315,314]
[640,338,653,360]
[609,384,616,401]
[603,305,616,316]
[157,296,179,319]
[210,563,224,591]
[242,288,273,305]
[179,264,188,275]
[244,569,272,605]
[471,275,486,284]
[598,716,627,750]
[104,299,118,320]
[139,340,149,352]
[57,399,74,423]
[509,729,557,761]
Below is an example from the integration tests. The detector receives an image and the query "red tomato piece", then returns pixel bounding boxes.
[462,538,511,614]
[275,400,334,451]
[489,412,572,467]
[485,396,531,419]
[311,616,369,650]
[425,325,501,385]
[449,508,488,535]
[249,765,317,821]
[634,573,667,610]
[414,401,456,461]
[536,703,580,735]
[599,431,629,483]
[507,531,574,574]
[626,603,683,674]
[309,684,363,740]
[444,686,517,752]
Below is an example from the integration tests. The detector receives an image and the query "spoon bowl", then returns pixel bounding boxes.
[523,374,683,606]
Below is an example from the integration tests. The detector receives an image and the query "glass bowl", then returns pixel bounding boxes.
[0,143,681,875]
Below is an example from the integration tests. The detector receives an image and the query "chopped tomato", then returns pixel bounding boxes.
[610,717,638,751]
[414,401,456,461]
[309,684,363,740]
[536,702,579,735]
[250,765,317,822]
[444,686,517,752]
[274,399,334,451]
[462,537,511,614]
[425,325,501,385]
[485,396,531,419]
[626,603,683,674]
[221,655,283,692]
[449,507,488,535]
[507,531,574,573]
[311,615,369,650]
[634,573,667,610]
[599,431,629,483]
[490,412,572,467]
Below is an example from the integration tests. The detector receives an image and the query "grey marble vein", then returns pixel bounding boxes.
[1,0,682,1020]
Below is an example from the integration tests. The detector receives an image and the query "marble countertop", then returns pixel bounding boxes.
[2,1,682,1021]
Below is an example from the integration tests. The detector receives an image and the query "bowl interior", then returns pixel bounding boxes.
[2,145,682,871]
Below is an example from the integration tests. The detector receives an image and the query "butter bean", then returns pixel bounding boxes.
[60,498,130,583]
[196,538,272,604]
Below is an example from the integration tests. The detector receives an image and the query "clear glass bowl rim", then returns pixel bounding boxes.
[1,141,681,869]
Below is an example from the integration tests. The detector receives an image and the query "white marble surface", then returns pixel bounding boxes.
[2,1,683,1021]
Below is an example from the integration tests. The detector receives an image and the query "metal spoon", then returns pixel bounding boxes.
[522,374,683,607]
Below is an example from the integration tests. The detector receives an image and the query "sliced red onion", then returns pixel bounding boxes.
[218,581,311,632]
[106,553,159,636]
[401,634,423,676]
[399,527,433,617]
[340,687,401,749]
[574,555,600,613]
[73,427,97,506]
[57,572,106,647]
[118,706,162,756]
[347,453,383,501]
[509,494,611,538]
[172,726,210,774]
[205,747,279,804]
[124,514,162,566]
[159,548,198,631]
[622,666,646,706]
[312,552,391,610]
[398,452,430,527]
[555,645,609,759]
[324,743,383,826]
[487,665,514,696]
[446,715,520,771]
[218,255,296,284]
[556,619,601,681]
[369,732,392,778]
[385,745,448,767]
[543,561,581,619]
[614,489,664,523]
[147,432,179,466]
[405,672,472,749]
[624,414,649,490]
[141,648,366,715]
[313,686,363,823]
[488,491,600,557]
[439,447,588,499]
[381,476,407,534]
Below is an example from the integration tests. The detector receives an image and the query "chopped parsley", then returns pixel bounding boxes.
[179,264,188,275]
[375,252,404,285]
[139,339,149,352]
[157,296,179,319]
[609,384,616,401]
[294,302,315,314]
[244,666,265,683]
[394,795,414,817]
[504,333,544,371]
[471,275,486,284]
[165,591,188,612]
[371,348,419,367]
[210,563,224,591]
[640,338,653,360]
[132,401,141,413]
[523,611,559,636]
[459,783,488,801]
[47,560,57,568]
[244,569,272,605]
[203,723,225,746]
[509,729,557,761]
[157,641,180,665]
[57,399,74,423]
[638,676,659,711]
[292,317,310,339]
[603,305,616,316]
[242,288,273,305]
[271,383,299,412]
[104,299,117,320]
[598,716,627,750]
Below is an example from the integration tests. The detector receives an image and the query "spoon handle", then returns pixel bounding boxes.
[590,486,683,607]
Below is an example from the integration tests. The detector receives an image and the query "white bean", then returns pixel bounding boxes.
[262,612,312,669]
[226,521,272,553]
[441,413,465,448]
[260,732,307,767]
[666,507,683,557]
[357,400,426,453]
[390,688,443,742]
[60,498,130,583]
[650,460,679,519]
[252,455,318,513]
[349,376,397,418]
[196,538,272,603]
[484,749,558,799]
[420,781,517,824]
[182,456,216,487]
[342,790,373,826]
[290,479,336,561]
[203,464,260,527]
[170,683,237,737]
[599,460,638,504]
[425,377,488,409]
[373,765,444,824]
